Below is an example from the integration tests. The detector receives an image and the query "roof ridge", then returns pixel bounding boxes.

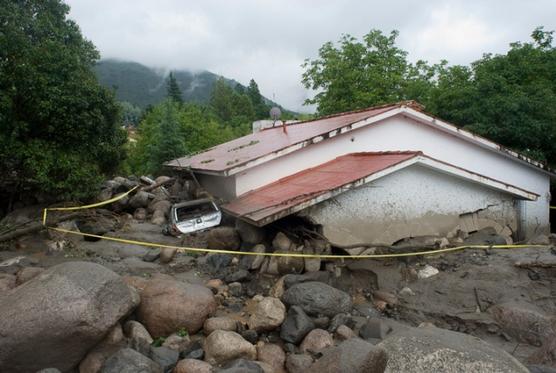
[260,101,407,131]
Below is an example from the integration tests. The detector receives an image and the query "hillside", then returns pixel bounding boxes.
[94,59,280,110]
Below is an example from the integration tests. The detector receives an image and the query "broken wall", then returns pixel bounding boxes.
[299,164,518,246]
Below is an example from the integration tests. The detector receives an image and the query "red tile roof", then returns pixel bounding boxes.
[222,152,420,225]
[166,103,401,173]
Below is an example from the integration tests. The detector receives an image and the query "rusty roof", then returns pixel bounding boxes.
[222,151,539,226]
[165,103,402,174]
[222,152,420,226]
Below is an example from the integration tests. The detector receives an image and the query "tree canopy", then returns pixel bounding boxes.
[302,28,556,163]
[0,0,126,201]
[166,72,183,104]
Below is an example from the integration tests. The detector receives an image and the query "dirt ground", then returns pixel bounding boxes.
[1,221,554,366]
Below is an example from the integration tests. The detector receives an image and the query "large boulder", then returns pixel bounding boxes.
[300,329,334,353]
[137,278,217,337]
[308,338,388,373]
[378,325,529,372]
[489,302,555,346]
[247,297,286,332]
[282,281,352,317]
[174,358,213,373]
[236,219,266,244]
[0,262,139,373]
[280,306,316,344]
[101,348,161,373]
[207,227,241,251]
[204,330,256,365]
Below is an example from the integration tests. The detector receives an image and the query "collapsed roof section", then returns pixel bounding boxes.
[222,152,538,226]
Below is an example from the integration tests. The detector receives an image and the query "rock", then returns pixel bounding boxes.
[155,175,172,184]
[254,361,274,373]
[162,333,190,352]
[282,271,330,289]
[240,329,259,344]
[335,325,357,340]
[207,227,241,251]
[143,249,162,262]
[307,338,388,373]
[225,269,250,283]
[528,335,556,367]
[137,278,217,337]
[76,215,116,240]
[0,262,138,373]
[160,248,177,264]
[464,229,509,245]
[398,287,414,297]
[277,249,305,274]
[151,209,167,225]
[529,234,550,245]
[130,191,151,209]
[101,348,162,373]
[133,208,147,221]
[286,354,313,373]
[528,365,556,373]
[15,267,44,285]
[280,305,316,344]
[206,278,225,290]
[250,244,266,270]
[181,341,204,360]
[207,254,233,272]
[204,330,256,365]
[36,369,62,373]
[204,317,238,335]
[328,313,353,333]
[149,346,179,372]
[353,303,381,318]
[150,200,172,215]
[236,219,266,244]
[248,297,286,332]
[372,290,398,306]
[122,275,150,292]
[257,343,286,373]
[218,358,264,373]
[417,265,439,279]
[125,320,154,355]
[282,281,352,317]
[489,302,555,346]
[378,325,529,372]
[228,282,242,297]
[174,359,213,373]
[304,255,321,273]
[0,273,16,292]
[80,344,121,373]
[300,329,334,353]
[312,316,330,330]
[359,318,390,342]
[273,232,292,251]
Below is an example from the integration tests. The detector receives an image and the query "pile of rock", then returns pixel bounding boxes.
[95,175,195,227]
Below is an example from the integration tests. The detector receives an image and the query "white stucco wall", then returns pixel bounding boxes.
[233,114,550,238]
[299,164,518,245]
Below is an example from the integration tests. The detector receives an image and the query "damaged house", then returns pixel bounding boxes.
[167,101,554,246]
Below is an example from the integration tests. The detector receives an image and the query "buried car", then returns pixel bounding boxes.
[169,198,222,234]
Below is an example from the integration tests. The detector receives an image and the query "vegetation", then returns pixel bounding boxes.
[0,0,126,201]
[303,28,556,163]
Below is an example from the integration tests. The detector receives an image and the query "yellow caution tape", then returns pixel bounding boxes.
[551,206,556,210]
[42,186,138,225]
[42,187,552,259]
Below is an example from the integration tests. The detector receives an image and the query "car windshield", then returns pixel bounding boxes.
[175,202,217,221]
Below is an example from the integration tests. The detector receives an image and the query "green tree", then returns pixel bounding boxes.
[428,27,556,162]
[166,72,183,104]
[128,101,236,175]
[0,0,126,200]
[302,30,431,115]
[209,78,254,133]
[119,101,142,127]
[246,79,269,118]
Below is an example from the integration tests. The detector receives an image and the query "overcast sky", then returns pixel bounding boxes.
[66,0,555,112]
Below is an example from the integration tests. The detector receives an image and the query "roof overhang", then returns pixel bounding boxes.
[223,152,538,227]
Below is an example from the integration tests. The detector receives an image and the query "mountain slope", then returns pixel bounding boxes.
[94,59,272,109]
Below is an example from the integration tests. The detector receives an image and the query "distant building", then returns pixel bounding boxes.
[167,101,554,245]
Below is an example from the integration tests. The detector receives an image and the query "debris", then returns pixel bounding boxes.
[417,265,439,279]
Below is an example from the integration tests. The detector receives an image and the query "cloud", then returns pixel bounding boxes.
[66,0,555,112]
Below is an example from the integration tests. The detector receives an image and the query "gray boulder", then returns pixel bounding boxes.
[282,281,352,317]
[101,348,162,373]
[378,325,529,372]
[0,262,139,373]
[207,227,241,251]
[235,219,265,244]
[308,338,388,373]
[280,305,316,344]
[217,358,264,373]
